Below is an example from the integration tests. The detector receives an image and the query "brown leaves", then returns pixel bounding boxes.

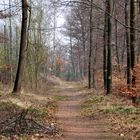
[119,64,140,99]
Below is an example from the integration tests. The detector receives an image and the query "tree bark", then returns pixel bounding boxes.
[88,0,93,88]
[125,0,131,85]
[92,26,98,89]
[9,0,13,86]
[130,0,137,103]
[106,0,112,94]
[103,2,108,90]
[70,25,76,78]
[12,0,28,93]
[115,19,121,74]
[81,24,86,77]
[130,0,136,70]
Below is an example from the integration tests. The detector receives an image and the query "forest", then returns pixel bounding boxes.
[0,0,140,140]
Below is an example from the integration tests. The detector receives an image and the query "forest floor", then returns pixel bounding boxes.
[0,80,139,140]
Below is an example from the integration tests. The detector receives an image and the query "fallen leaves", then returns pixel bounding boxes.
[81,94,140,139]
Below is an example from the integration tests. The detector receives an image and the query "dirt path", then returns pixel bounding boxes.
[54,83,123,140]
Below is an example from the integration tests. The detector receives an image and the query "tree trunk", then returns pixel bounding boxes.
[115,20,121,74]
[81,25,86,77]
[106,0,112,94]
[88,0,93,89]
[103,3,108,90]
[70,26,76,79]
[9,0,13,86]
[125,0,131,85]
[92,25,99,89]
[12,0,28,93]
[130,0,136,70]
[130,0,137,103]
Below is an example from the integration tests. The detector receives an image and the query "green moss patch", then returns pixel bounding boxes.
[81,96,105,116]
[54,95,69,101]
[104,106,139,114]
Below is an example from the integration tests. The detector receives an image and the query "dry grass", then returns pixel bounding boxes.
[81,93,140,140]
[0,92,57,139]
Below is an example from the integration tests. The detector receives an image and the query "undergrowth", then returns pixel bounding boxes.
[0,100,56,121]
[81,95,140,139]
[54,95,69,101]
[0,95,57,139]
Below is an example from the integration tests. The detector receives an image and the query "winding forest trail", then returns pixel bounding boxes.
[54,82,123,140]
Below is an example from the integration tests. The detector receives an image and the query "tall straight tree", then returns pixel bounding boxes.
[130,0,136,71]
[88,0,93,88]
[9,0,13,86]
[130,0,137,103]
[103,1,108,90]
[106,0,112,94]
[12,0,28,93]
[125,0,131,85]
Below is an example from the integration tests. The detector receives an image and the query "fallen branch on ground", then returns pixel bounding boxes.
[0,109,56,136]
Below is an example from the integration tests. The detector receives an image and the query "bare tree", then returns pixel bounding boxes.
[106,0,112,94]
[12,0,29,93]
[130,0,137,103]
[125,0,131,85]
[88,0,93,89]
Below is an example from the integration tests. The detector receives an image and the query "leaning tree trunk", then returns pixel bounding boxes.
[12,0,28,93]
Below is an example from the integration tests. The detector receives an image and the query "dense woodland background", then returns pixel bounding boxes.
[0,0,140,139]
[0,0,140,102]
